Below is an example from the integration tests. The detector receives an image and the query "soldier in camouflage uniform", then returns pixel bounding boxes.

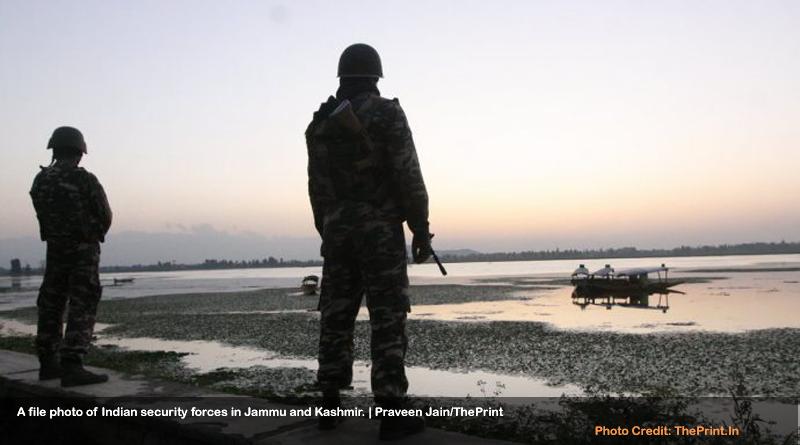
[306,43,431,439]
[30,126,112,387]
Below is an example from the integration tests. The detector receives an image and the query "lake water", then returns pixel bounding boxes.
[2,254,798,334]
[409,271,800,333]
[2,254,799,398]
[2,253,798,294]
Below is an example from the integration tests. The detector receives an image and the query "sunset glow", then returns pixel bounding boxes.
[2,1,799,263]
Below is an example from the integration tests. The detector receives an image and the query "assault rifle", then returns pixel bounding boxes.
[329,99,379,170]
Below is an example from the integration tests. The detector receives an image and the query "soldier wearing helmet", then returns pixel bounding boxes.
[306,44,431,439]
[30,126,112,387]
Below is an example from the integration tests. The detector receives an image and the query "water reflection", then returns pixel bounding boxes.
[571,289,678,313]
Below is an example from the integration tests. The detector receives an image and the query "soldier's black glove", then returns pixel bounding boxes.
[412,232,433,264]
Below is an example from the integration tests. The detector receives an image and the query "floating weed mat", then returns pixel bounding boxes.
[99,312,322,357]
[89,345,189,378]
[3,284,799,397]
[474,277,574,287]
[0,284,529,324]
[186,366,320,402]
[1,335,797,444]
[408,285,529,305]
[92,311,800,397]
[0,286,38,294]
[0,334,35,354]
[0,310,37,324]
[407,322,800,397]
[92,284,531,313]
[0,334,188,379]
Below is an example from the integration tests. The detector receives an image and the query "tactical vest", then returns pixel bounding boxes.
[30,166,94,242]
[309,95,390,203]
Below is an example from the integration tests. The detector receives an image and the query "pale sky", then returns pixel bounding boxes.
[2,0,799,261]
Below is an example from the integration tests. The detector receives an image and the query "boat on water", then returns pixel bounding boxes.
[113,277,135,286]
[301,275,320,295]
[570,264,684,312]
[571,263,683,296]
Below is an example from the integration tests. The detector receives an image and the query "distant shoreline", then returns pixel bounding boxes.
[2,241,798,277]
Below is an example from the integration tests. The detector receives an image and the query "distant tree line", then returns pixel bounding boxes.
[2,241,799,276]
[0,257,323,276]
[99,257,323,273]
[436,241,800,263]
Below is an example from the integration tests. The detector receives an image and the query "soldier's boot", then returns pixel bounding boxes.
[318,389,344,430]
[60,358,108,387]
[38,355,63,381]
[378,399,425,441]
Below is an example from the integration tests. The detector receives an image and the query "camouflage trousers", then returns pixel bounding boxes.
[317,219,410,401]
[36,241,102,363]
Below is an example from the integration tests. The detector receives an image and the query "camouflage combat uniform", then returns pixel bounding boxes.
[30,163,112,363]
[306,90,429,401]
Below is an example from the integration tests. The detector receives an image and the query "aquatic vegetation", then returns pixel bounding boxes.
[89,345,189,378]
[0,334,187,379]
[2,284,799,397]
[0,287,38,294]
[73,312,800,396]
[1,332,796,444]
[0,334,35,354]
[189,366,319,401]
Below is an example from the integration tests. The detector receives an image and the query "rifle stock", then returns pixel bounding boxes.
[330,100,363,135]
[329,100,378,169]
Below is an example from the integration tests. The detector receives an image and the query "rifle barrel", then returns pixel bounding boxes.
[430,249,448,276]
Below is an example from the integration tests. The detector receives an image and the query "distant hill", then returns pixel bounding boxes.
[436,248,482,257]
[406,247,481,258]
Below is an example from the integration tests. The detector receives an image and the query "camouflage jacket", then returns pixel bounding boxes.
[306,92,429,236]
[30,163,112,243]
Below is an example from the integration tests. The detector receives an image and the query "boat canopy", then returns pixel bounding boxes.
[614,267,669,277]
[592,266,614,277]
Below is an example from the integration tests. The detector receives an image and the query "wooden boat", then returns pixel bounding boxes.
[571,264,683,295]
[113,277,135,285]
[570,264,684,312]
[301,275,320,295]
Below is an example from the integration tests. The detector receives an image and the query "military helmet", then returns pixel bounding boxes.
[47,126,87,154]
[337,43,383,78]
